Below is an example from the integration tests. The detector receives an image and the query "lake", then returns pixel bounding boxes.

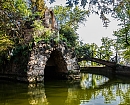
[0,73,130,105]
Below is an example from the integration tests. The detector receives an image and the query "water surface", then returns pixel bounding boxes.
[0,73,130,105]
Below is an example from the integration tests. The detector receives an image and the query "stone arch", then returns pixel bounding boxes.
[44,49,68,80]
[27,41,80,83]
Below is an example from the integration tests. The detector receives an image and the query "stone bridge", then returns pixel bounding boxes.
[27,40,80,82]
[0,8,80,83]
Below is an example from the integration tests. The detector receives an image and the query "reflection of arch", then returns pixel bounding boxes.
[44,50,68,80]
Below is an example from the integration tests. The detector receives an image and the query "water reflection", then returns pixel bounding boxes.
[0,73,130,105]
[80,73,109,89]
[28,83,48,105]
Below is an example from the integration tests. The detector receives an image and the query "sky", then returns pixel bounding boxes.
[76,14,120,46]
[45,0,120,46]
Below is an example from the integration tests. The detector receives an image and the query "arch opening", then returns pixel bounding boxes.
[44,50,68,80]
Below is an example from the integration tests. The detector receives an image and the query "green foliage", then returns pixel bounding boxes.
[59,25,78,47]
[33,20,46,42]
[0,0,32,53]
[32,20,55,43]
[112,0,130,63]
[14,0,32,17]
[0,35,14,55]
[122,46,130,64]
[75,43,90,58]
[29,0,46,16]
[100,37,115,60]
[12,45,28,56]
[113,0,130,47]
[54,5,89,30]
[49,0,124,27]
[53,5,89,48]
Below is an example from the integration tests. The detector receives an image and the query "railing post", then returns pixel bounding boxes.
[100,52,101,59]
[115,52,118,64]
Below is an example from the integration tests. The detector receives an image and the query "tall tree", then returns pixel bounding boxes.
[53,5,89,47]
[0,0,31,55]
[0,0,32,70]
[54,5,89,30]
[113,0,130,47]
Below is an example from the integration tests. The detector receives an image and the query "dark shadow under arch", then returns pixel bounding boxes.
[44,50,68,80]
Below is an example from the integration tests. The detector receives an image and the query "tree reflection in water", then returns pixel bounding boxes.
[80,73,109,89]
[28,83,49,105]
[0,73,130,105]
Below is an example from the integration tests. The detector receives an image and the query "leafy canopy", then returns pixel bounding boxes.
[113,0,130,47]
[53,5,89,47]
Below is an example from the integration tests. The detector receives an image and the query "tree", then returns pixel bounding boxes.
[122,46,130,65]
[111,0,130,64]
[53,5,89,47]
[0,0,32,70]
[47,0,123,27]
[100,37,113,60]
[59,24,78,47]
[0,0,31,55]
[113,0,130,47]
[54,5,89,30]
[75,43,91,58]
[28,0,46,16]
[89,43,99,65]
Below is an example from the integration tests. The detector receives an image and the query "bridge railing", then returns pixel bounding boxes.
[82,50,118,63]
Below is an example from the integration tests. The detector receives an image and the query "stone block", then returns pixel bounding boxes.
[38,70,44,75]
[33,65,38,69]
[31,70,39,76]
[34,60,38,64]
[28,60,35,65]
[30,56,35,60]
[28,76,36,83]
[27,71,33,76]
[67,65,72,70]
[37,76,44,82]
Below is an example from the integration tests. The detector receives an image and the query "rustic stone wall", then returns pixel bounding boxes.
[27,40,80,82]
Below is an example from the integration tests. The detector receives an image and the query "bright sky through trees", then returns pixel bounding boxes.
[77,14,120,46]
[45,0,120,46]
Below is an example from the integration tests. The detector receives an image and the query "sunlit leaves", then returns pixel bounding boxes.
[14,0,32,17]
[111,0,130,62]
[47,0,123,27]
[122,46,130,64]
[53,6,71,25]
[53,5,89,48]
[33,20,52,43]
[0,0,32,57]
[114,27,130,47]
[28,0,46,17]
[113,0,130,22]
[100,37,114,60]
[75,43,91,58]
[54,5,89,30]
[0,35,14,55]
[59,24,78,47]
